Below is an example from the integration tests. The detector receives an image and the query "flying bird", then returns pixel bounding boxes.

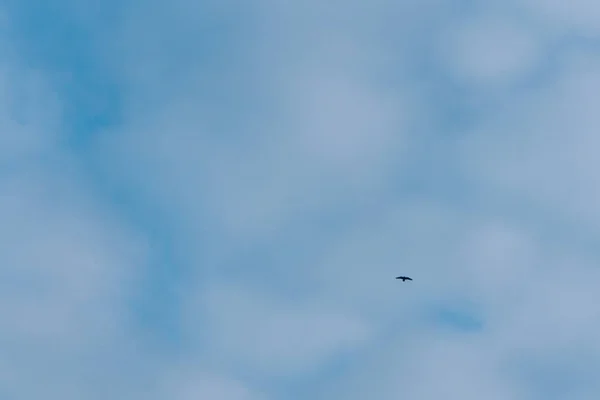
[396,276,412,282]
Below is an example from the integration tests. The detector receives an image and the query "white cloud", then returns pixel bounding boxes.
[459,51,600,225]
[162,368,265,400]
[522,0,600,37]
[0,52,60,165]
[0,166,150,399]
[307,200,600,399]
[278,65,409,180]
[192,284,372,377]
[0,19,149,398]
[437,13,544,88]
[100,11,415,245]
[15,0,600,399]
[0,169,143,334]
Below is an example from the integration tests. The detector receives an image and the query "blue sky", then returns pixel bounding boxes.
[3,0,600,399]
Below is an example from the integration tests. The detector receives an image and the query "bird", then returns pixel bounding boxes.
[395,276,412,282]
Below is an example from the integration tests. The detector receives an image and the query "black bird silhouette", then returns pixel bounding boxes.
[396,276,412,282]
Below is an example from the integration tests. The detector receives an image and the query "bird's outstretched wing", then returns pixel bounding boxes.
[395,276,412,281]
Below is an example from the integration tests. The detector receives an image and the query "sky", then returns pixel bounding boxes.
[2,0,600,399]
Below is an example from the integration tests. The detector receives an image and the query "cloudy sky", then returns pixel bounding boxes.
[3,0,600,398]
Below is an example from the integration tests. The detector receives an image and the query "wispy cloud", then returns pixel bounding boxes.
[3,0,600,399]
